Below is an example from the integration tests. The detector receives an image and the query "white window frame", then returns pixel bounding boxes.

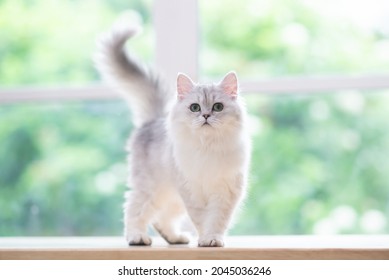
[1,0,389,104]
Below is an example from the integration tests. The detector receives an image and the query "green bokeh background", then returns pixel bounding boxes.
[1,0,388,236]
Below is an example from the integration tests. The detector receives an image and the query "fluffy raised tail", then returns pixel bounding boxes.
[94,21,171,127]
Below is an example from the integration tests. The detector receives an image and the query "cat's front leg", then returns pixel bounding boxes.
[197,200,232,247]
[180,175,245,247]
[198,187,243,247]
[123,190,154,246]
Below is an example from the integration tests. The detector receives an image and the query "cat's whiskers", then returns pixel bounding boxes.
[209,118,222,127]
[192,118,205,128]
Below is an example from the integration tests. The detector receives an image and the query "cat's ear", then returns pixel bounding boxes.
[219,71,238,99]
[177,73,195,100]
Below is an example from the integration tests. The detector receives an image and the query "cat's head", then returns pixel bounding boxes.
[170,72,244,136]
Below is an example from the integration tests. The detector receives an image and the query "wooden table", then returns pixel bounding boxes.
[0,235,388,260]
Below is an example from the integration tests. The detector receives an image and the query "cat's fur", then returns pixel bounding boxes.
[95,21,251,247]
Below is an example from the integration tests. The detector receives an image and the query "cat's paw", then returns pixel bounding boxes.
[127,233,152,246]
[198,235,224,247]
[166,234,190,245]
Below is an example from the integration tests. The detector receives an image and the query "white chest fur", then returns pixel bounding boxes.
[171,128,248,205]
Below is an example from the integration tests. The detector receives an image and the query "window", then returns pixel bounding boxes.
[1,0,388,236]
[0,0,153,236]
[200,0,389,79]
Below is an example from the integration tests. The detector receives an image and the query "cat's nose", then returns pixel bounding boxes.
[203,114,210,120]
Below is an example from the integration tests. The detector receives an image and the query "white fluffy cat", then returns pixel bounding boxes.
[95,21,251,247]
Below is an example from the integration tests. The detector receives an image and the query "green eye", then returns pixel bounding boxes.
[212,103,224,112]
[189,103,201,112]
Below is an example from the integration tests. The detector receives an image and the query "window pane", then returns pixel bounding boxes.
[200,0,389,79]
[1,91,388,236]
[234,89,389,235]
[0,0,153,87]
[1,0,388,237]
[0,101,131,235]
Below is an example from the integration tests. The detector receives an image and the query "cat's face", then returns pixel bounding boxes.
[171,72,244,134]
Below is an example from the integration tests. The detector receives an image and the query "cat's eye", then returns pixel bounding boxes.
[189,103,201,112]
[212,103,224,112]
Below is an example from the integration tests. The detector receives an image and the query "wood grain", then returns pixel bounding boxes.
[1,236,388,260]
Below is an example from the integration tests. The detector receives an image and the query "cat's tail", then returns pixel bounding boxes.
[94,20,170,127]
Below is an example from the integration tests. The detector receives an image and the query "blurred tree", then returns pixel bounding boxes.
[0,0,388,236]
[200,0,389,78]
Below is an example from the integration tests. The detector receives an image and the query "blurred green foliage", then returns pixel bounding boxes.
[0,0,388,236]
[237,91,389,235]
[0,0,153,86]
[201,0,389,78]
[0,102,132,235]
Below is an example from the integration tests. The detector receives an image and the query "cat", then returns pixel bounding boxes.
[94,20,251,247]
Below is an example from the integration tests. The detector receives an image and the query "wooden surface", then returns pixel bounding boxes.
[0,235,388,260]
